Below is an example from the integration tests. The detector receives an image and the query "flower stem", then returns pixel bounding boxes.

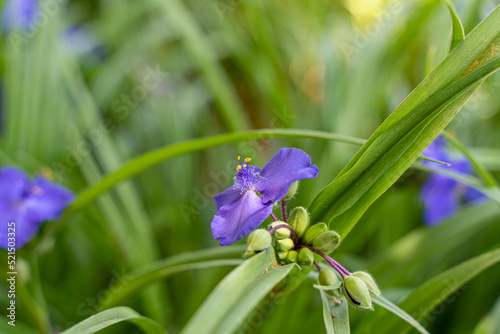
[313,260,322,271]
[298,245,351,278]
[268,223,298,244]
[270,212,278,221]
[281,201,287,222]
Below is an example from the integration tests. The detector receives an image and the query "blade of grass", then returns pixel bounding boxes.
[444,0,465,51]
[60,307,166,334]
[361,247,500,333]
[309,5,500,236]
[181,251,296,334]
[442,131,499,187]
[99,246,245,309]
[372,295,429,334]
[65,128,448,214]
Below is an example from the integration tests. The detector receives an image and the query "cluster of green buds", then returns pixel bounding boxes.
[244,184,381,311]
[317,268,380,310]
[267,206,341,267]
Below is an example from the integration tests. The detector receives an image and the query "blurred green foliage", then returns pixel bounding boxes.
[0,0,499,333]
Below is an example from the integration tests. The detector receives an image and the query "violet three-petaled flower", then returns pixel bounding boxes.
[212,148,319,246]
[1,0,38,33]
[420,136,486,226]
[0,167,75,249]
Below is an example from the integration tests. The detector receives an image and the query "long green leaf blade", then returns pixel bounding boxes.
[182,251,295,334]
[65,129,365,213]
[372,296,429,334]
[309,5,500,237]
[60,307,166,334]
[99,246,245,309]
[444,0,465,51]
[362,247,500,333]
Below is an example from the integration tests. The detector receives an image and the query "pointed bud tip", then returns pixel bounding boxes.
[303,222,328,244]
[289,206,310,238]
[313,231,341,253]
[343,275,373,310]
[246,229,272,252]
[353,271,381,296]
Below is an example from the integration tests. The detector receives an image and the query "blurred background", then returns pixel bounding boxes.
[0,0,499,333]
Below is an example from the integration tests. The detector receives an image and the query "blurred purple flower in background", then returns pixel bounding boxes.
[212,148,319,246]
[1,0,38,33]
[0,167,75,249]
[420,136,486,226]
[62,25,105,60]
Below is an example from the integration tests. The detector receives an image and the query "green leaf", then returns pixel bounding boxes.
[99,246,245,309]
[65,129,365,213]
[320,291,337,334]
[442,131,499,187]
[362,247,500,333]
[100,259,243,310]
[182,251,296,334]
[371,295,429,334]
[314,283,343,291]
[309,5,500,238]
[368,202,500,285]
[153,0,249,132]
[473,295,500,334]
[66,128,448,215]
[417,163,500,203]
[60,307,166,334]
[320,292,350,334]
[444,0,465,51]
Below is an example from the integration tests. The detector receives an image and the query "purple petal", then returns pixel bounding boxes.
[212,190,273,246]
[214,186,242,210]
[420,177,459,226]
[464,186,487,204]
[0,206,40,249]
[1,0,38,33]
[0,166,30,201]
[254,148,319,204]
[25,176,75,223]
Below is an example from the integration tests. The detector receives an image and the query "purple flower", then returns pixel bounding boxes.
[212,148,319,246]
[1,0,38,33]
[62,25,105,60]
[420,137,486,226]
[0,167,75,249]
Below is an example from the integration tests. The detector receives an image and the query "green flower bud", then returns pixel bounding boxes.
[268,221,287,229]
[268,221,291,239]
[275,228,291,239]
[313,231,341,253]
[246,229,272,252]
[289,207,309,238]
[277,238,294,251]
[283,181,299,201]
[298,248,314,267]
[318,269,341,297]
[303,222,328,244]
[278,251,289,261]
[287,250,298,263]
[342,276,373,310]
[353,271,380,296]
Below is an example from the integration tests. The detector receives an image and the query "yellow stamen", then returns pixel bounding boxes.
[238,156,241,161]
[236,165,242,171]
[244,158,251,162]
[39,167,55,180]
[243,164,247,168]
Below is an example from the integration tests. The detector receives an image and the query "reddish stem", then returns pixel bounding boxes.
[268,224,298,245]
[281,201,287,222]
[297,245,351,278]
